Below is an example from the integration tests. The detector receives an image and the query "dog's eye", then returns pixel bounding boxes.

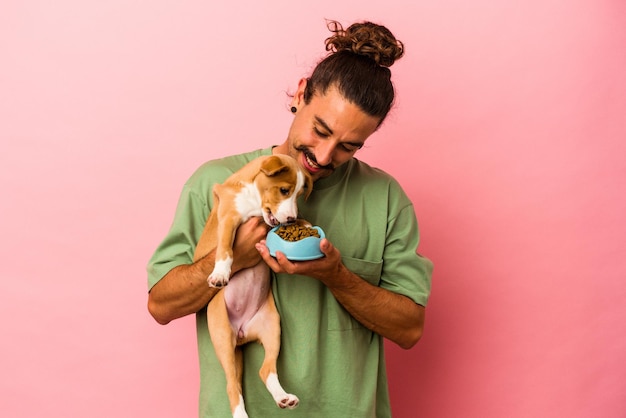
[280,187,290,196]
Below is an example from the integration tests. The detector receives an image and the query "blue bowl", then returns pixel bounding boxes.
[266,225,325,261]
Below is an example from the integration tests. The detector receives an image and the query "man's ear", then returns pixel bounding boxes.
[290,78,308,109]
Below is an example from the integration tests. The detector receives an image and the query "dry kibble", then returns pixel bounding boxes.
[276,224,320,241]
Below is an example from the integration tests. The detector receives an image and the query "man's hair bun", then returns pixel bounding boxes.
[324,20,404,68]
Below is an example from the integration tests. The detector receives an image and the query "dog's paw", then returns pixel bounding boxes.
[232,403,249,418]
[208,260,231,288]
[207,272,229,288]
[276,394,299,409]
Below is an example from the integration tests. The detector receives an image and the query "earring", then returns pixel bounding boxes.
[290,106,297,113]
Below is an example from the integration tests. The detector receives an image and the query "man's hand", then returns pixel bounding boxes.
[232,217,271,274]
[256,237,342,281]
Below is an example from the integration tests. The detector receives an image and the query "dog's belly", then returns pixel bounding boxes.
[223,261,271,342]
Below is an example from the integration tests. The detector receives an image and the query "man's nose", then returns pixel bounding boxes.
[315,142,335,167]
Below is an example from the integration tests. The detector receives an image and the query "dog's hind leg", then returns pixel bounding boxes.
[254,292,299,410]
[208,293,249,418]
[231,347,246,418]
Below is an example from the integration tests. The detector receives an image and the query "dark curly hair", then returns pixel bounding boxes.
[304,20,405,126]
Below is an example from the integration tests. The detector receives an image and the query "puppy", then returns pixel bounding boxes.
[193,155,312,418]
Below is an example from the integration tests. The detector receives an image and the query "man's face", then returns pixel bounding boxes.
[277,83,381,182]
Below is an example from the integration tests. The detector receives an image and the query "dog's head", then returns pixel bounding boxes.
[256,155,313,226]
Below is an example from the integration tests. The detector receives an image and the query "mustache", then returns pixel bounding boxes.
[295,146,334,170]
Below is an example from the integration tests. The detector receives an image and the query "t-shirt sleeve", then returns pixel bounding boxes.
[146,183,209,291]
[380,203,433,307]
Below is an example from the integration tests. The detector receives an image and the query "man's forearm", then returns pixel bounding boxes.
[324,264,425,349]
[147,253,218,325]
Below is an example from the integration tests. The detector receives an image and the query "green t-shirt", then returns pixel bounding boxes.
[147,147,433,417]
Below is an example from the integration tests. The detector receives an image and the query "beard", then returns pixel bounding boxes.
[294,145,334,171]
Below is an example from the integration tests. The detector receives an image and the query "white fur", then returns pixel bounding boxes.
[296,169,306,192]
[233,394,248,418]
[266,373,299,409]
[234,182,262,219]
[208,257,233,287]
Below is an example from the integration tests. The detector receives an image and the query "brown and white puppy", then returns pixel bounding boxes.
[193,155,312,418]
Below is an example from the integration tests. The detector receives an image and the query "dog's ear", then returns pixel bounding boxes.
[260,156,288,177]
[303,170,313,200]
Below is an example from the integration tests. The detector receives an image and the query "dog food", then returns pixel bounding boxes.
[276,224,320,241]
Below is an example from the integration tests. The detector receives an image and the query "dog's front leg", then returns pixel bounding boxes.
[208,214,239,287]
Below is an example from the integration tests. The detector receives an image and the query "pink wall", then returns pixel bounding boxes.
[2,1,624,417]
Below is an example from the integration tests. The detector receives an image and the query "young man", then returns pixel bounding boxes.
[147,20,432,417]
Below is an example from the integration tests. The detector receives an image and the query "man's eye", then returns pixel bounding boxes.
[341,143,362,152]
[314,128,330,138]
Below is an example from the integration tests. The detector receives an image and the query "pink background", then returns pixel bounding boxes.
[2,1,625,417]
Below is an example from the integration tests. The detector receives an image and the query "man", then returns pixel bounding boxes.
[148,20,432,417]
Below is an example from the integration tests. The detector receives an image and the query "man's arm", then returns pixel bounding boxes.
[147,253,218,325]
[256,238,425,349]
[148,217,270,325]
